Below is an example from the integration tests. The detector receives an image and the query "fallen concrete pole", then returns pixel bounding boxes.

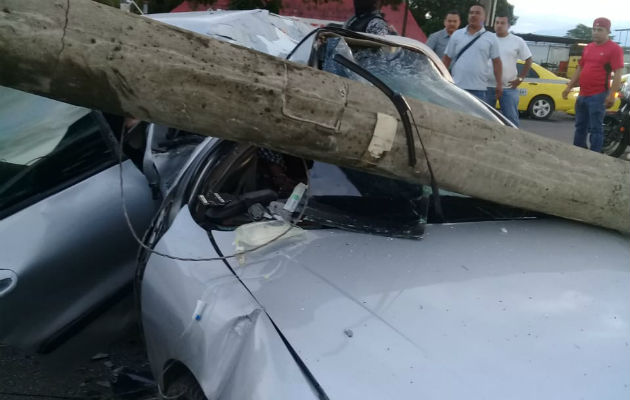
[0,0,628,232]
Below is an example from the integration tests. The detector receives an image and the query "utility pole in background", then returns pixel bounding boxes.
[479,0,497,28]
[119,0,130,12]
[402,0,409,37]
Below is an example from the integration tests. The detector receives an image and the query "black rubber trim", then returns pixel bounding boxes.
[207,232,329,399]
[37,283,133,354]
[266,316,330,400]
[333,54,416,167]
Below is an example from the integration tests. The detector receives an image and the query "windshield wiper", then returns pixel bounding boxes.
[333,54,416,167]
[332,54,444,221]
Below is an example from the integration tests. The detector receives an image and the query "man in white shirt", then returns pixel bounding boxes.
[443,4,502,102]
[486,15,532,127]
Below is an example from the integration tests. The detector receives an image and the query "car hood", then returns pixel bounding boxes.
[218,219,630,399]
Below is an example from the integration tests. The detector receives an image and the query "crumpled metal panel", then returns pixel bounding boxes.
[210,219,630,399]
[141,206,319,399]
[148,9,315,58]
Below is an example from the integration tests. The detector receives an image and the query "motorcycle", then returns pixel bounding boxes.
[602,78,630,157]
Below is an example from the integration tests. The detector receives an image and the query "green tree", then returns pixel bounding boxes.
[410,0,517,36]
[565,24,592,40]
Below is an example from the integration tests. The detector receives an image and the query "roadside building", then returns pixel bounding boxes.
[513,33,630,77]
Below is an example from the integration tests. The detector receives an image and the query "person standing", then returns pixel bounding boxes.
[485,15,532,127]
[426,11,461,59]
[344,0,396,35]
[562,17,624,152]
[443,4,502,101]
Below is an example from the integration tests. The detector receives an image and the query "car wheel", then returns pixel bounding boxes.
[602,115,629,157]
[165,373,208,400]
[527,95,555,120]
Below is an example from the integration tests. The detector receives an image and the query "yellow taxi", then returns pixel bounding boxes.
[566,73,627,115]
[512,60,575,120]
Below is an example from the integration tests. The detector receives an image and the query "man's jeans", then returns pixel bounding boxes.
[574,91,607,152]
[465,89,487,101]
[486,87,520,127]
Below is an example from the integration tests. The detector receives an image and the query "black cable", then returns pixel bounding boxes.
[332,52,443,219]
[285,28,321,60]
[333,54,416,167]
[407,110,444,220]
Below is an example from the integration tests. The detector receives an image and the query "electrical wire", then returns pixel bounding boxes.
[118,126,311,262]
[407,108,444,218]
[128,0,145,14]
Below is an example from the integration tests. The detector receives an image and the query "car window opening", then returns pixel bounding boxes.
[189,141,546,241]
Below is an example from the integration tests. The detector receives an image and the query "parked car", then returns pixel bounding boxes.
[511,60,576,120]
[138,11,629,400]
[0,85,202,352]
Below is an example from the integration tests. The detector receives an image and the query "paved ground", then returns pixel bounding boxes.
[520,111,575,143]
[520,111,630,159]
[1,111,627,400]
[0,295,157,400]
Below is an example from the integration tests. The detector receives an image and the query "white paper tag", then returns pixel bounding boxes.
[368,113,397,159]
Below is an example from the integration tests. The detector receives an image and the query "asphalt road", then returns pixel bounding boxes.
[520,111,630,159]
[520,111,575,143]
[0,295,156,400]
[1,111,627,400]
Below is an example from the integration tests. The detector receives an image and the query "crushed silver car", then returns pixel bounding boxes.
[138,10,629,400]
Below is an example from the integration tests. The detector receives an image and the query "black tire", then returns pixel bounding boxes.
[602,115,629,157]
[165,373,208,400]
[527,95,555,120]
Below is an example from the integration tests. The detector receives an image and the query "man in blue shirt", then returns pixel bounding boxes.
[443,4,502,102]
[426,10,461,59]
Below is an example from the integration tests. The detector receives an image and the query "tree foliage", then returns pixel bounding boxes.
[565,24,592,40]
[410,0,517,36]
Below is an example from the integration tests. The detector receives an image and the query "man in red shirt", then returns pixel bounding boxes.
[562,17,624,152]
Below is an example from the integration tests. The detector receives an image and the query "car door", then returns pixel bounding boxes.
[0,86,159,352]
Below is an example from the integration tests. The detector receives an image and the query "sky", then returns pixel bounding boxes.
[507,0,629,45]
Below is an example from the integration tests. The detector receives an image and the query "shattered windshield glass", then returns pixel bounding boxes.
[286,35,535,232]
[301,162,428,239]
[321,36,501,122]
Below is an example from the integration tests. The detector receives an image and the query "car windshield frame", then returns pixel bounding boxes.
[288,28,512,126]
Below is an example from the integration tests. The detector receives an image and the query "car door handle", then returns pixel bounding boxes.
[529,83,538,85]
[0,270,18,297]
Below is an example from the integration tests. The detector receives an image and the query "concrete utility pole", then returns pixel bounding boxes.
[0,0,628,233]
